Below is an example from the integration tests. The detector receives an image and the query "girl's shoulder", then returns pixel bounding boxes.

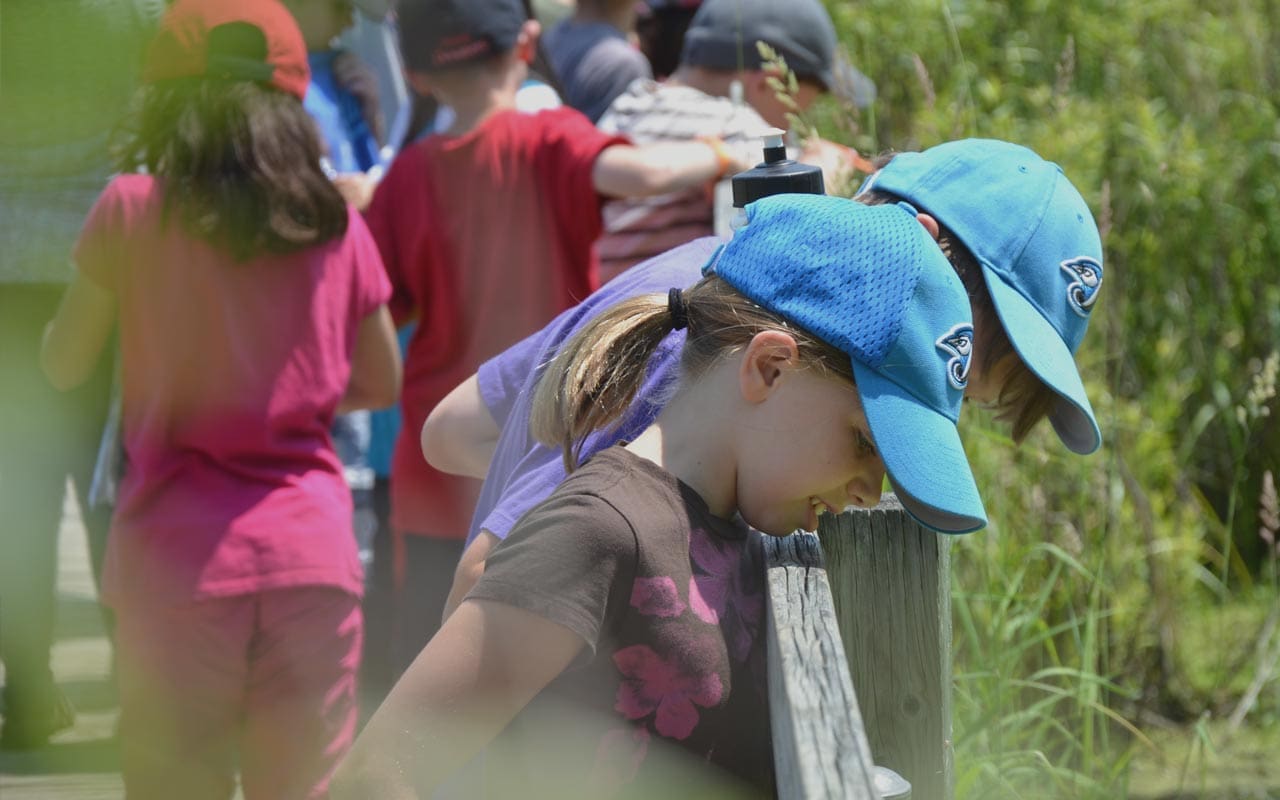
[104,170,160,195]
[563,445,644,489]
[566,447,736,539]
[81,173,164,241]
[556,447,679,514]
[103,172,160,203]
[508,448,654,546]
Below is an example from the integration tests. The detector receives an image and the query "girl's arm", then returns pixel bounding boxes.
[337,305,401,414]
[330,598,584,798]
[420,373,500,479]
[40,273,116,391]
[442,530,501,622]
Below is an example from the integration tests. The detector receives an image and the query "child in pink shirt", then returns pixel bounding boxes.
[39,1,400,797]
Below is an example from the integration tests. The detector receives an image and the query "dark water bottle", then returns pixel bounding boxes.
[727,129,826,230]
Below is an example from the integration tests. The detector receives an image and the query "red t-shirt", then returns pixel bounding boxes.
[364,107,628,539]
[75,174,392,607]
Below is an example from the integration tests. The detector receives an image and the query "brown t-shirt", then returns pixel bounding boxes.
[468,445,773,798]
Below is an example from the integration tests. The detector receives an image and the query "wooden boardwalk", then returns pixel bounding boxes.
[0,486,123,799]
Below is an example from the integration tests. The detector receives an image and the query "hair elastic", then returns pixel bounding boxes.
[668,287,689,331]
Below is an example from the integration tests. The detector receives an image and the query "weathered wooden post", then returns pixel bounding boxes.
[763,531,880,799]
[817,495,954,800]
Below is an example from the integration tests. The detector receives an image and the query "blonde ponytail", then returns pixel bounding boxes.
[530,275,855,472]
[530,292,676,471]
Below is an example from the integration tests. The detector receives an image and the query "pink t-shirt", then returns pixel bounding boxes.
[75,174,391,607]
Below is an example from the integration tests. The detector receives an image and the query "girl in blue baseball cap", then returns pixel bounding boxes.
[332,194,983,798]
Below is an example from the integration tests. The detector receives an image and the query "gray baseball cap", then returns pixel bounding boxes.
[680,0,876,107]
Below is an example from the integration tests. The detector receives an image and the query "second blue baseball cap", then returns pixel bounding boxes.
[861,139,1104,454]
[704,194,987,534]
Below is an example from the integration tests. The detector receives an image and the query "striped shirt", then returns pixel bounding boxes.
[595,80,774,284]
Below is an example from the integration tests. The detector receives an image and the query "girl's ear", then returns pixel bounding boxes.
[916,212,940,241]
[515,19,542,64]
[739,330,801,404]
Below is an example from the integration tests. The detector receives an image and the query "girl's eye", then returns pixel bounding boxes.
[856,429,876,455]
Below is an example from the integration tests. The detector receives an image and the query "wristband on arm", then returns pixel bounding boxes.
[698,135,735,180]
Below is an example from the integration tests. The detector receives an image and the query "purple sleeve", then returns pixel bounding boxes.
[477,326,547,431]
[474,333,683,543]
[468,237,715,546]
[475,456,569,543]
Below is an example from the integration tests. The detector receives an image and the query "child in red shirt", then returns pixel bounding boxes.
[40,1,401,796]
[366,0,752,668]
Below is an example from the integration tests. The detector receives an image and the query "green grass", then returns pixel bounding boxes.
[949,538,1143,799]
[804,0,1280,795]
[1128,718,1280,800]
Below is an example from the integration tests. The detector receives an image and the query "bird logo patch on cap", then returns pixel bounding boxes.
[936,324,974,391]
[1061,257,1102,318]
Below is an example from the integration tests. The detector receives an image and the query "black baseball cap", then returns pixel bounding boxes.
[680,0,875,107]
[397,0,527,73]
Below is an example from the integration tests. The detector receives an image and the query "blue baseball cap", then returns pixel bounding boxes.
[704,194,987,534]
[860,139,1104,454]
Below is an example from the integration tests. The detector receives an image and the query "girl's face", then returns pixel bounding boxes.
[965,351,1020,409]
[734,367,885,536]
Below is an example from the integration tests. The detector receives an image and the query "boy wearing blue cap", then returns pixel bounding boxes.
[858,139,1103,452]
[333,195,980,798]
[423,138,1105,618]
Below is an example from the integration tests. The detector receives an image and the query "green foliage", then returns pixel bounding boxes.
[815,0,1280,795]
[757,41,819,142]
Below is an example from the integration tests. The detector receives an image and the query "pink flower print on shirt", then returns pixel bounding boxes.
[689,528,764,662]
[631,576,686,618]
[688,529,737,624]
[688,576,720,626]
[613,644,723,740]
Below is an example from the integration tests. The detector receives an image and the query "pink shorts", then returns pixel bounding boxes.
[114,587,362,800]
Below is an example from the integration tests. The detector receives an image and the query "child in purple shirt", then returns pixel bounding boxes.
[425,236,713,615]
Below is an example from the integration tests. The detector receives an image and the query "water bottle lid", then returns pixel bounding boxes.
[731,128,825,207]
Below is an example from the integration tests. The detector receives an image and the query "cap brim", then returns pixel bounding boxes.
[852,361,987,534]
[983,267,1102,454]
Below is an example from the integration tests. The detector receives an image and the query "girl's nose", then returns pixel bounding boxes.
[847,462,885,509]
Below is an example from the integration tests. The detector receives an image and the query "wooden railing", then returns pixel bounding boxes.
[765,495,953,800]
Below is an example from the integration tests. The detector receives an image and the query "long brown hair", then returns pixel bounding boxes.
[859,177,1057,442]
[114,78,348,261]
[531,274,854,471]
